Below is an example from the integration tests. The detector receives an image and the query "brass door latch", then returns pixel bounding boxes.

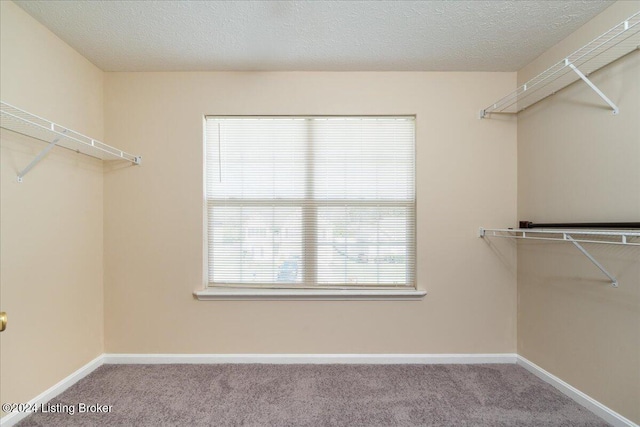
[0,312,6,332]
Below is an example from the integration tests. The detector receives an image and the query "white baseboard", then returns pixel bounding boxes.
[103,353,518,365]
[0,355,104,427]
[517,356,638,427]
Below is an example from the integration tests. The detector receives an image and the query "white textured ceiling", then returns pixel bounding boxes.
[14,0,614,72]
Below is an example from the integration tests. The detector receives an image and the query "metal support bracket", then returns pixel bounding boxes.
[16,130,66,183]
[478,227,621,287]
[567,60,619,115]
[564,234,618,287]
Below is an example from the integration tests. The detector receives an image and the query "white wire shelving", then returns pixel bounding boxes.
[479,11,640,118]
[0,101,141,182]
[479,227,640,287]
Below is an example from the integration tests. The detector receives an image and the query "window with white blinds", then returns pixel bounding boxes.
[205,116,415,289]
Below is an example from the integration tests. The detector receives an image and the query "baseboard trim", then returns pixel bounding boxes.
[103,353,518,365]
[0,355,104,427]
[516,356,638,427]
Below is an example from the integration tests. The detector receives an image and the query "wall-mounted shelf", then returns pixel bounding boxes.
[479,227,640,287]
[0,101,141,182]
[479,11,640,118]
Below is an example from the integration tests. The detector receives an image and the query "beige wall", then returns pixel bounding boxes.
[517,1,640,422]
[103,71,518,354]
[0,0,104,413]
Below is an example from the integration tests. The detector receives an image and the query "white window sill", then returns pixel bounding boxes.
[193,288,426,301]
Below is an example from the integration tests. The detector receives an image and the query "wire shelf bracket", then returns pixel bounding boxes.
[1,101,141,182]
[479,11,640,119]
[567,61,619,115]
[478,227,640,287]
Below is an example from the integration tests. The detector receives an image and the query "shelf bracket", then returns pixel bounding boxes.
[564,234,618,287]
[479,227,621,287]
[566,60,619,115]
[16,129,66,183]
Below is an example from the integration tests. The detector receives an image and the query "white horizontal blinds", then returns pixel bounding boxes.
[313,118,414,200]
[208,206,304,284]
[206,116,415,288]
[206,118,307,199]
[206,119,306,285]
[317,206,414,286]
[312,118,415,286]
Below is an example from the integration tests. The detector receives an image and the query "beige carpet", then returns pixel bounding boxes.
[17,364,608,426]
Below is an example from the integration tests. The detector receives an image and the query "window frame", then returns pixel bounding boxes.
[203,115,417,292]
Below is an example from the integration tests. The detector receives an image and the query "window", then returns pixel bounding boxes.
[205,116,415,290]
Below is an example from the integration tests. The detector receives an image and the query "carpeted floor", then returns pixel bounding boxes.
[17,364,608,426]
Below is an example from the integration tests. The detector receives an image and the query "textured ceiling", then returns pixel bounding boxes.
[14,0,614,72]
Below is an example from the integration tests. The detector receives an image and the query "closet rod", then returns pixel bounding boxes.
[519,221,640,229]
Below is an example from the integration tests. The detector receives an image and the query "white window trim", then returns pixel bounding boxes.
[202,115,417,294]
[194,287,426,301]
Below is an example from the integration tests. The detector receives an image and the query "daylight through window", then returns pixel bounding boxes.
[205,116,415,289]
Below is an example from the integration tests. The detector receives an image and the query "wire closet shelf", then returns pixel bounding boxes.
[480,11,640,118]
[479,227,640,288]
[0,101,141,182]
[478,228,640,246]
